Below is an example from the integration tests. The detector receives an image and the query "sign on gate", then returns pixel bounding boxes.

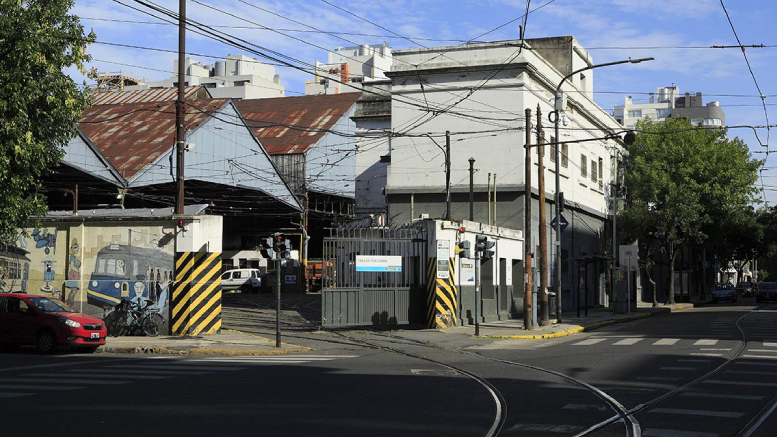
[436,240,450,279]
[355,255,402,272]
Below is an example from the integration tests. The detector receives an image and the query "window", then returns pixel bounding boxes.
[550,137,556,163]
[561,144,568,168]
[628,110,642,118]
[656,108,671,118]
[598,157,604,190]
[691,118,704,126]
[580,154,587,178]
[704,118,722,126]
[591,156,598,183]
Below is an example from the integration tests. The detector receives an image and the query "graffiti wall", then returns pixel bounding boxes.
[17,223,175,321]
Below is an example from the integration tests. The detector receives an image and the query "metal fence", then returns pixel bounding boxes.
[321,224,428,327]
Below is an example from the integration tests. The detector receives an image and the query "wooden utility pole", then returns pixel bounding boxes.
[524,108,533,330]
[537,106,550,326]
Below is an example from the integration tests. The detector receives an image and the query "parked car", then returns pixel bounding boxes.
[220,268,262,293]
[756,281,777,303]
[711,282,737,303]
[0,293,107,353]
[735,281,754,297]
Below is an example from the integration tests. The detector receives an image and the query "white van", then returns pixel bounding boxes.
[220,269,262,293]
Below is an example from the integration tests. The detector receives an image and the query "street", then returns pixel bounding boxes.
[2,294,776,437]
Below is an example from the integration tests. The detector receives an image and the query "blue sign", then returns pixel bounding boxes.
[550,214,569,233]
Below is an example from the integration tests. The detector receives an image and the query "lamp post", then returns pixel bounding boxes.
[552,57,653,323]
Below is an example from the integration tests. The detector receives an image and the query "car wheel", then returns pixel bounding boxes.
[36,330,57,354]
[240,284,251,294]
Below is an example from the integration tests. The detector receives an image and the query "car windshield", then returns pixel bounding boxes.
[27,297,75,313]
[714,284,732,290]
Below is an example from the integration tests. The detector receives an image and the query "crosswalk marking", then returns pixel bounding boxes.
[725,370,777,376]
[0,392,33,398]
[40,372,170,380]
[638,376,682,382]
[680,392,764,400]
[563,403,606,411]
[691,353,724,357]
[105,364,246,371]
[0,377,129,385]
[648,408,744,418]
[704,379,777,387]
[679,359,712,363]
[573,338,607,346]
[0,384,79,391]
[660,367,696,371]
[736,361,777,367]
[747,349,777,353]
[613,338,643,346]
[742,355,777,360]
[694,339,718,346]
[764,342,777,347]
[654,338,680,346]
[643,428,718,437]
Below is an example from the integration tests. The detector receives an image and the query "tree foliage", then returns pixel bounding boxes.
[619,117,762,302]
[0,0,94,243]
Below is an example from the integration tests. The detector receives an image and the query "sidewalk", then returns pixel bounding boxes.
[96,297,706,355]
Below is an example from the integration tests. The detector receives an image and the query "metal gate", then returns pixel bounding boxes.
[321,224,428,327]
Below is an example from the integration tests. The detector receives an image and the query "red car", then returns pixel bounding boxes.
[0,293,107,353]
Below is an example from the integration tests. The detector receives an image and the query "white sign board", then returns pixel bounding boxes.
[619,244,639,271]
[437,240,450,279]
[355,255,402,272]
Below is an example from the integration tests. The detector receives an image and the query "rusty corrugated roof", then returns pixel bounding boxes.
[78,98,230,180]
[90,86,209,106]
[235,93,361,155]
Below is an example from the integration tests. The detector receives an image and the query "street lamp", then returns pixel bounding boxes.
[552,57,653,322]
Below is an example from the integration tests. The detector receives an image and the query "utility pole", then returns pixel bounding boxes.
[611,149,619,313]
[469,157,475,221]
[524,108,533,330]
[445,130,451,220]
[175,0,186,215]
[537,106,549,326]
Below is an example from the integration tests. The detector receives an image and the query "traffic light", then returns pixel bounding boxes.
[474,235,496,260]
[455,240,471,259]
[272,233,293,259]
[482,239,496,260]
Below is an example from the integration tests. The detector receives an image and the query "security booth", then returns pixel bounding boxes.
[320,219,524,329]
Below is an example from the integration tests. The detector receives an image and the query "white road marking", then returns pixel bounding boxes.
[105,364,245,371]
[660,367,697,371]
[648,408,743,418]
[700,348,731,351]
[736,361,777,367]
[679,359,712,363]
[0,384,78,391]
[0,392,34,398]
[694,339,719,346]
[638,376,682,382]
[508,423,585,433]
[37,372,170,380]
[572,338,607,346]
[680,392,764,400]
[0,378,129,385]
[691,353,724,357]
[613,338,643,346]
[643,428,718,437]
[742,355,777,360]
[562,404,607,411]
[747,349,777,353]
[704,380,777,387]
[725,370,777,376]
[764,342,777,347]
[653,338,680,346]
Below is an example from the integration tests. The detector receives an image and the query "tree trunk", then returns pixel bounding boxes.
[668,243,678,305]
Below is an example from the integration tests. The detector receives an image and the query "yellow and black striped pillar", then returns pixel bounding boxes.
[171,251,222,335]
[426,257,458,329]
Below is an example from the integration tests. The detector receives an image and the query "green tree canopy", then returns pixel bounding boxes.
[0,0,94,242]
[619,117,762,302]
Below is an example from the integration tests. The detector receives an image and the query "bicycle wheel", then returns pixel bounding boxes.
[105,312,126,337]
[143,313,165,337]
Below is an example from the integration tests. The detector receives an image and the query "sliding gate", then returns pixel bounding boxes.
[321,225,428,328]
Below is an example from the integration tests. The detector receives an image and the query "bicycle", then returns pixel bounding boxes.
[104,299,165,337]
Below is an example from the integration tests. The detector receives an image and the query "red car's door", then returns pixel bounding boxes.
[2,297,38,345]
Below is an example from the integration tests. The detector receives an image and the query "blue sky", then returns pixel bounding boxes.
[71,0,777,204]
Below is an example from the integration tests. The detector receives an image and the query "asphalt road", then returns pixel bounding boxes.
[1,294,776,437]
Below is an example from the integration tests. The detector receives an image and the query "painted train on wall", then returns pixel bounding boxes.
[9,224,175,322]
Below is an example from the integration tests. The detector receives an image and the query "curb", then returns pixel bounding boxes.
[481,307,673,340]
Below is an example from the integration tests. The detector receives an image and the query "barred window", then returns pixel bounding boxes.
[581,154,587,178]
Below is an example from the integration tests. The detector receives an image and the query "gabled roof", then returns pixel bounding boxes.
[235,93,361,155]
[77,99,230,180]
[90,86,209,105]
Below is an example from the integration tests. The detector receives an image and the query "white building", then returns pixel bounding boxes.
[306,43,392,95]
[384,36,627,313]
[123,54,285,100]
[613,84,725,129]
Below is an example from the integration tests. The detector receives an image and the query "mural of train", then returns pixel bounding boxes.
[0,245,32,293]
[86,243,174,312]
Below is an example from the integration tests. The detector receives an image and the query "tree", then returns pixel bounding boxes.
[619,117,762,304]
[0,0,94,242]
